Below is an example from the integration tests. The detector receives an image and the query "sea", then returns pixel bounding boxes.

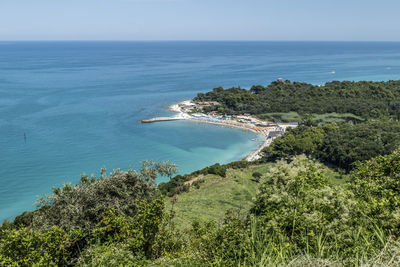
[1,41,400,222]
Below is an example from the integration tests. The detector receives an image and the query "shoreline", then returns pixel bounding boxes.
[187,118,268,161]
[185,118,271,161]
[141,100,295,162]
[165,100,289,161]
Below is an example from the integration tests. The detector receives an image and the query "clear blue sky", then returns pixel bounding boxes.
[1,0,399,41]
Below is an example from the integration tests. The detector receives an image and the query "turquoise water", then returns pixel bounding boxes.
[1,41,400,221]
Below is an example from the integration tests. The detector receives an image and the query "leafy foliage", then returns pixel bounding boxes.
[31,161,176,232]
[3,150,400,265]
[0,161,179,266]
[351,148,400,233]
[183,155,399,266]
[262,120,400,170]
[262,125,329,162]
[0,226,84,266]
[250,157,381,260]
[194,80,400,119]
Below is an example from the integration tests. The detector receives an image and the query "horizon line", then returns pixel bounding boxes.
[1,40,400,43]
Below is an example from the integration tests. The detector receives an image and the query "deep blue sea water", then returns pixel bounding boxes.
[1,41,400,222]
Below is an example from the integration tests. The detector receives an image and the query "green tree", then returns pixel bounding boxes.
[31,161,176,232]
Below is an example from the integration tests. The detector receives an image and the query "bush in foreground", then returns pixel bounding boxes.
[3,150,400,265]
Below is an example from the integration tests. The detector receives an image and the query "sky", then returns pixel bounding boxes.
[1,0,400,41]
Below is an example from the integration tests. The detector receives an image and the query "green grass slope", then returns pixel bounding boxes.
[167,164,270,227]
[168,161,347,228]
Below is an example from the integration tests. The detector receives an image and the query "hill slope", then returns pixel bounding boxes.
[168,161,347,227]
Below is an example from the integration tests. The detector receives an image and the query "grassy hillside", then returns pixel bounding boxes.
[168,161,348,227]
[167,164,269,227]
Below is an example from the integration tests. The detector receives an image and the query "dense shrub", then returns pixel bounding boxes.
[192,179,205,189]
[0,196,180,266]
[158,174,191,196]
[250,157,377,258]
[317,121,400,170]
[0,161,178,266]
[251,172,262,183]
[187,155,399,266]
[225,160,251,169]
[30,161,176,232]
[351,148,400,233]
[202,210,250,266]
[0,226,84,266]
[206,163,227,177]
[3,149,400,265]
[262,120,400,171]
[262,125,330,162]
[76,243,138,267]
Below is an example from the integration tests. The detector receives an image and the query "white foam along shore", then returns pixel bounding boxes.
[165,100,296,161]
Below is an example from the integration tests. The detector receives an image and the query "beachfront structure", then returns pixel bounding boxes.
[178,102,196,112]
[196,101,220,107]
[268,131,283,139]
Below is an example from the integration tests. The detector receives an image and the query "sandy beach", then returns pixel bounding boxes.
[165,100,287,161]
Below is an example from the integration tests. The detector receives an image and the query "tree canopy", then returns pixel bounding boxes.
[262,120,400,171]
[194,80,400,119]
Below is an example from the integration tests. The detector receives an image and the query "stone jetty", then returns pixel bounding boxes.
[140,117,183,123]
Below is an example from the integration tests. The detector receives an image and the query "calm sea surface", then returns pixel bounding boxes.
[1,41,400,221]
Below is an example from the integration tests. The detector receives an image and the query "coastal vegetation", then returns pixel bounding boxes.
[194,80,400,121]
[3,79,400,266]
[2,151,400,266]
[158,161,250,197]
[262,120,400,170]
